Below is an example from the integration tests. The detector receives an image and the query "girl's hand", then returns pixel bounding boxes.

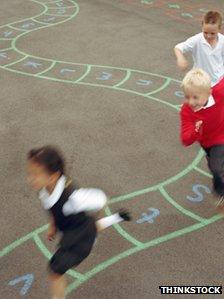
[195,120,203,132]
[47,226,56,241]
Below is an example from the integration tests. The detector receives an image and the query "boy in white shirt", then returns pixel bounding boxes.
[174,11,224,86]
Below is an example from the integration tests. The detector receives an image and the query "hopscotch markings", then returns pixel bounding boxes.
[199,8,209,13]
[24,61,43,68]
[149,80,183,105]
[8,274,34,296]
[174,90,184,98]
[45,6,77,17]
[80,66,127,86]
[174,104,182,110]
[2,31,13,38]
[168,4,180,9]
[30,18,52,25]
[181,12,193,18]
[159,186,206,222]
[113,69,131,88]
[46,0,75,7]
[194,166,212,178]
[0,39,13,51]
[146,78,171,96]
[48,5,76,9]
[3,55,28,68]
[136,208,160,224]
[73,64,91,83]
[35,15,56,23]
[0,49,25,66]
[8,57,52,74]
[96,71,112,81]
[38,62,84,81]
[0,26,27,39]
[0,53,9,60]
[107,191,201,245]
[34,61,57,76]
[8,24,32,32]
[105,207,143,247]
[0,47,12,52]
[34,1,79,24]
[137,0,221,25]
[141,0,153,4]
[136,79,152,86]
[60,68,76,75]
[117,70,167,94]
[44,12,73,17]
[164,168,217,219]
[187,184,211,203]
[6,19,47,32]
[0,0,222,296]
[35,14,71,23]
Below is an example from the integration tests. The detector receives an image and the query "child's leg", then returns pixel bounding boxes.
[207,145,224,209]
[49,273,66,299]
[96,209,131,232]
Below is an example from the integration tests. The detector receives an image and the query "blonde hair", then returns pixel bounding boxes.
[203,11,222,28]
[181,68,211,92]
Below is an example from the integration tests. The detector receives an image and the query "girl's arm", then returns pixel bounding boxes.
[47,215,57,241]
[62,188,107,216]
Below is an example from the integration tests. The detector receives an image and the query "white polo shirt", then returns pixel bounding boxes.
[39,175,107,215]
[175,32,224,86]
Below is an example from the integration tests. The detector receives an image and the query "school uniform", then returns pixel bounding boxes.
[180,77,224,196]
[175,32,224,86]
[39,175,107,274]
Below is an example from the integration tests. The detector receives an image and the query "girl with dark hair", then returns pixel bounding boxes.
[27,145,130,299]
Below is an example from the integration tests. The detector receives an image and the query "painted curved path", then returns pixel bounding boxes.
[0,0,223,297]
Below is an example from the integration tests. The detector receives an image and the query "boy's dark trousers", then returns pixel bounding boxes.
[204,145,224,197]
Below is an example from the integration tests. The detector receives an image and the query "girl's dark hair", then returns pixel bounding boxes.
[28,146,65,175]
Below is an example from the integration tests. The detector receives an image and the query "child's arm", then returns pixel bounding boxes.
[62,188,107,216]
[180,106,203,146]
[47,215,57,241]
[174,47,189,71]
[174,35,198,71]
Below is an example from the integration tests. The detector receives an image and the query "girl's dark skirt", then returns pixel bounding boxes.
[49,217,97,275]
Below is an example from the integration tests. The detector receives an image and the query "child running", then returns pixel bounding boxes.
[180,68,224,210]
[26,145,131,299]
[174,11,224,86]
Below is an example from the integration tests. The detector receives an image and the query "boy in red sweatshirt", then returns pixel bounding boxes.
[180,68,224,209]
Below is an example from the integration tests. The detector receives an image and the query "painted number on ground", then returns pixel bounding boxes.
[96,72,112,80]
[8,274,34,296]
[137,208,160,224]
[136,79,152,86]
[186,184,211,202]
[175,90,184,98]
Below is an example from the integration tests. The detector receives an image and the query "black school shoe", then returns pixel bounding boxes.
[119,209,132,221]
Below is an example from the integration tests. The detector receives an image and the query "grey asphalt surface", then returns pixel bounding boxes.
[1,0,224,298]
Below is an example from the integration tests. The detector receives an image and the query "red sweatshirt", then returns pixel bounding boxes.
[180,77,224,149]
